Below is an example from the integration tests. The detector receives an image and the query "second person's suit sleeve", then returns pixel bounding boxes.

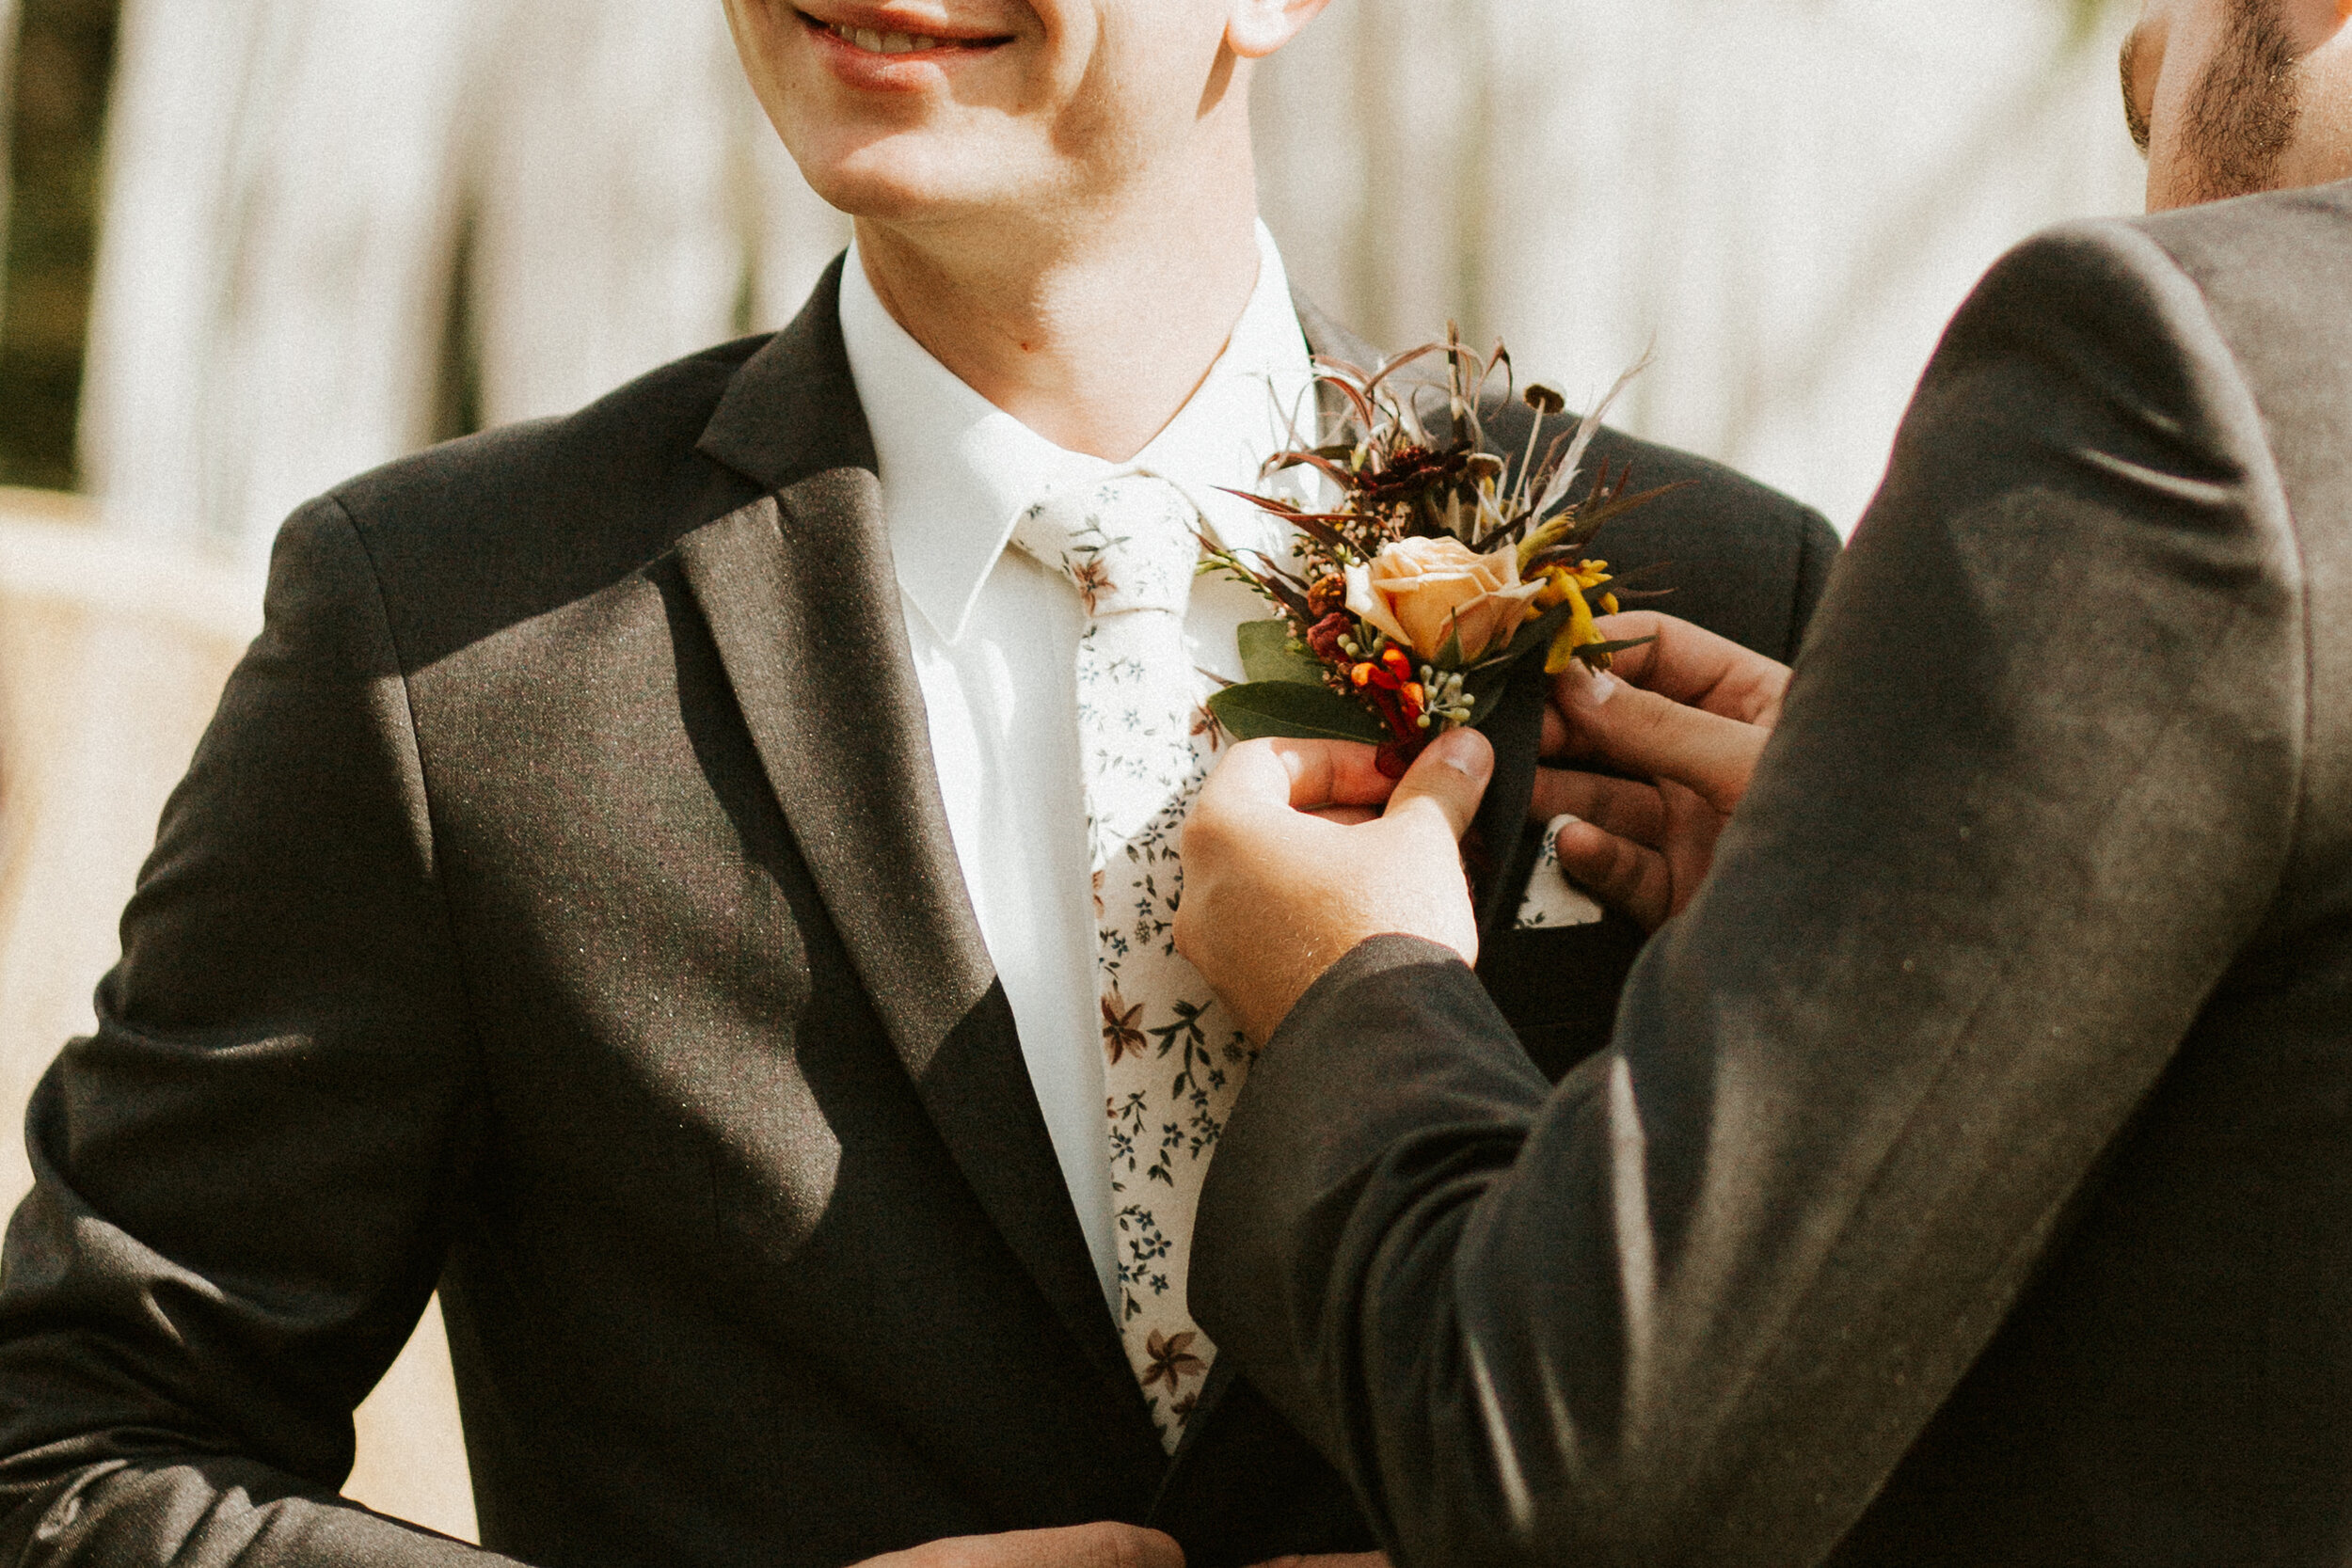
[0,499,530,1568]
[1192,219,2308,1567]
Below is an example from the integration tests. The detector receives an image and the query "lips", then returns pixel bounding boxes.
[794,8,1011,55]
[822,21,946,53]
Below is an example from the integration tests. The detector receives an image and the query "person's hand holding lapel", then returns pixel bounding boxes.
[1532,611,1788,930]
[1176,731,1495,1045]
[1175,610,1790,1041]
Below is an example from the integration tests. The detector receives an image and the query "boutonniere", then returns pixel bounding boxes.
[1203,333,1678,776]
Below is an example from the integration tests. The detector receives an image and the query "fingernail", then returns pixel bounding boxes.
[1430,727,1493,781]
[1562,664,1620,708]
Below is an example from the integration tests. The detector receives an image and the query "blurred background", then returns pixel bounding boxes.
[0,0,2140,1543]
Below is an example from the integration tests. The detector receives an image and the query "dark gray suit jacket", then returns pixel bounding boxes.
[0,261,1831,1568]
[1194,183,2352,1566]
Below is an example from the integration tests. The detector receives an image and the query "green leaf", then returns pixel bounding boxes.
[1463,668,1515,729]
[1237,619,1330,687]
[1208,682,1390,745]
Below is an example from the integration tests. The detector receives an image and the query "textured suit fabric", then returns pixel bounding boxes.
[1191,183,2352,1566]
[0,261,1831,1568]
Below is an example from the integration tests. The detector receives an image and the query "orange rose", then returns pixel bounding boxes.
[1344,535,1547,664]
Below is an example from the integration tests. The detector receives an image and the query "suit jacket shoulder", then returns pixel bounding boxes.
[312,333,772,673]
[2127,180,2352,927]
[1195,190,2330,1568]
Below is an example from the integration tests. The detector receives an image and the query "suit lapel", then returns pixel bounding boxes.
[682,273,1499,1512]
[1145,297,1547,1473]
[1294,294,1543,930]
[682,262,1150,1427]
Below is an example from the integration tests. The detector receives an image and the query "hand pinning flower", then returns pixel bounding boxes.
[1200,331,1676,774]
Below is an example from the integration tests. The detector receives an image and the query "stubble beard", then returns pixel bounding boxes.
[2181,0,2305,204]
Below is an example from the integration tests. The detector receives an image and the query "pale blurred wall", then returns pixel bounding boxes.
[1257,0,2146,530]
[73,0,2144,565]
[77,0,849,575]
[0,0,2143,1547]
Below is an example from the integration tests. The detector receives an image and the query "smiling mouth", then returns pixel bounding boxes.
[796,9,1011,55]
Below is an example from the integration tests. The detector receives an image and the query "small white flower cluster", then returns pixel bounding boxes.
[1416,665,1472,730]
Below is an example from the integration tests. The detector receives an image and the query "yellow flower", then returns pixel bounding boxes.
[1533,559,1612,606]
[1544,578,1603,674]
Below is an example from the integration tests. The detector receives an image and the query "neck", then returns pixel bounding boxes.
[853,122,1265,462]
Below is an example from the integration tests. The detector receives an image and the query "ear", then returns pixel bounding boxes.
[1227,0,1336,60]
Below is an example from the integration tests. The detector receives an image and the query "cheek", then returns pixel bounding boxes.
[722,3,811,135]
[1077,4,1232,128]
[2149,0,2228,137]
[2141,8,2221,202]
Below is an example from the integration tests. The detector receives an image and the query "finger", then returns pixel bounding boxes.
[1551,673,1769,816]
[1657,776,1728,923]
[1263,737,1397,811]
[1196,739,1307,823]
[1194,738,1387,830]
[1068,1525,1184,1568]
[1565,611,1790,727]
[1540,700,1570,759]
[1528,767,1668,847]
[1553,817,1672,932]
[1380,727,1492,842]
[912,1524,1186,1568]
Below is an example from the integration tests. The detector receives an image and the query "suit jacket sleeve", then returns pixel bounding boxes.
[0,500,522,1568]
[1191,219,2308,1566]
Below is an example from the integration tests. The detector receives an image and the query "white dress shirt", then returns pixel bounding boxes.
[837,224,1317,1313]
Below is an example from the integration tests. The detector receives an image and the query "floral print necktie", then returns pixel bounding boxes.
[1013,473,1255,1450]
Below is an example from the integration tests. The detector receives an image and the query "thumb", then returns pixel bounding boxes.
[1558,666,1765,816]
[1382,727,1493,841]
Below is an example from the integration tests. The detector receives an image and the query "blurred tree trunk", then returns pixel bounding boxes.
[0,0,17,346]
[1,0,116,490]
[77,0,846,575]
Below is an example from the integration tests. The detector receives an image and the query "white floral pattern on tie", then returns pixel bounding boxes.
[1014,474,1254,1449]
[1517,814,1608,928]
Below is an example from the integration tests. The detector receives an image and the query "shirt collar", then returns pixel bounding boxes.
[839,222,1314,643]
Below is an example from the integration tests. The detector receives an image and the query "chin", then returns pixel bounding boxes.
[783,126,1036,226]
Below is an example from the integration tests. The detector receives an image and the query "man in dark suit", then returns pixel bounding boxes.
[1176,0,2352,1562]
[0,4,1830,1568]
